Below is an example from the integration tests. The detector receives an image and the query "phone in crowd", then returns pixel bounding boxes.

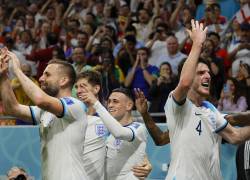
[223,84,230,93]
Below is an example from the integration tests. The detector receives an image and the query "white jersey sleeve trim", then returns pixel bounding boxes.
[93,101,134,141]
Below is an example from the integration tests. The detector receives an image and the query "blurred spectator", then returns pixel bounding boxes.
[65,30,90,59]
[155,34,187,75]
[124,47,159,100]
[71,46,92,74]
[236,63,250,110]
[113,25,144,58]
[25,32,59,78]
[4,36,36,78]
[217,77,248,112]
[133,1,160,43]
[199,3,226,34]
[15,30,33,55]
[148,62,178,122]
[116,34,137,75]
[146,23,169,66]
[6,166,29,180]
[35,20,51,49]
[208,31,230,77]
[228,22,250,78]
[93,49,124,99]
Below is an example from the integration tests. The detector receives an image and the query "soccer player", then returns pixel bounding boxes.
[226,112,250,180]
[0,50,89,180]
[75,70,151,180]
[164,20,250,180]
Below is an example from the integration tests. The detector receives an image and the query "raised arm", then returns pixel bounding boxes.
[79,87,134,141]
[124,55,140,87]
[135,89,170,146]
[0,51,32,122]
[172,20,207,102]
[8,51,64,117]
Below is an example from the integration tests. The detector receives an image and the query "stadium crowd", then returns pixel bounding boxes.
[0,0,249,179]
[0,0,248,120]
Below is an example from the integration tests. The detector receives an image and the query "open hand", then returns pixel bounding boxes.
[77,86,98,106]
[134,88,148,115]
[7,51,21,74]
[132,157,152,180]
[186,19,207,45]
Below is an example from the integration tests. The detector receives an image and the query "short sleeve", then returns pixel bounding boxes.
[59,97,87,123]
[127,122,148,142]
[29,106,42,125]
[202,101,228,133]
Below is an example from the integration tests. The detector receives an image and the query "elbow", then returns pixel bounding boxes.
[178,79,191,91]
[33,95,48,108]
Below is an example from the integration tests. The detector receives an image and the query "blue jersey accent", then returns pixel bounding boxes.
[62,97,74,105]
[202,101,216,112]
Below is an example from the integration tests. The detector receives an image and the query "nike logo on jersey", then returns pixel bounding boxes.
[195,112,202,116]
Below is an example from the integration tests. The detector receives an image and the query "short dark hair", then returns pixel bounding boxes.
[198,58,212,73]
[111,87,134,102]
[48,60,76,88]
[136,47,150,56]
[76,70,103,102]
[47,32,58,46]
[208,32,220,41]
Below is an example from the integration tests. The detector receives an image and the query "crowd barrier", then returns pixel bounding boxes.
[0,123,237,180]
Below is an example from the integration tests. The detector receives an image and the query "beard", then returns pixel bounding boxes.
[41,85,59,97]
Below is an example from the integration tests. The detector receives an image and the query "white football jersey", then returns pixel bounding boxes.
[83,115,108,180]
[105,122,148,180]
[30,97,89,180]
[164,93,228,180]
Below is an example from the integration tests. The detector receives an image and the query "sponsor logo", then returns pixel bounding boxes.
[195,112,202,116]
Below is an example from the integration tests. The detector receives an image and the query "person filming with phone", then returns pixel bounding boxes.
[217,77,248,112]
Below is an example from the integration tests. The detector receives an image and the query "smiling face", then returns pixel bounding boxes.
[107,92,133,121]
[75,78,100,100]
[191,62,211,97]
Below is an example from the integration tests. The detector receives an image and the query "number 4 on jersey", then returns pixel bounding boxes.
[196,120,202,136]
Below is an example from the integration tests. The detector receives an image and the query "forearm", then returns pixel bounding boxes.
[124,68,136,87]
[0,76,18,114]
[179,43,202,86]
[14,69,48,106]
[143,70,156,86]
[141,112,170,146]
[226,112,250,127]
[93,101,133,141]
[0,76,32,121]
[234,126,250,144]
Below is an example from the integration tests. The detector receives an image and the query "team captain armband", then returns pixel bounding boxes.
[202,101,228,133]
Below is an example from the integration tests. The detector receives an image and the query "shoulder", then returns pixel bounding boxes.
[60,97,87,111]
